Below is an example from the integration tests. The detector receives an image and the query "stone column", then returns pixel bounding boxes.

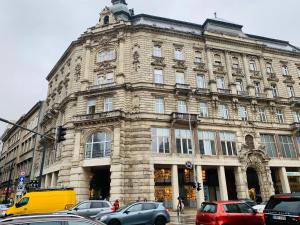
[45,173,51,188]
[225,51,236,93]
[259,57,272,98]
[279,167,291,193]
[242,54,254,96]
[217,166,228,200]
[196,166,205,208]
[206,48,217,92]
[171,127,176,154]
[50,172,56,187]
[234,167,249,199]
[172,165,179,211]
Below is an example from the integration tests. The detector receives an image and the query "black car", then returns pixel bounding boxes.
[0,214,105,225]
[264,193,300,225]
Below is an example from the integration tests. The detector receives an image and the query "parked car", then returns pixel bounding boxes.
[264,193,300,225]
[0,204,8,217]
[67,200,113,217]
[239,198,257,207]
[253,201,267,213]
[99,202,170,225]
[196,201,264,225]
[0,214,105,225]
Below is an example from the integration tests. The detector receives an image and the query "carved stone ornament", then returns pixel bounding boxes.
[94,61,116,73]
[151,56,166,67]
[283,75,295,84]
[132,95,140,113]
[267,73,279,82]
[172,59,187,70]
[213,65,225,74]
[193,62,207,72]
[133,51,140,71]
[75,64,81,81]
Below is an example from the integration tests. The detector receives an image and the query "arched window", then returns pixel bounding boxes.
[245,135,255,149]
[85,132,112,159]
[104,16,109,25]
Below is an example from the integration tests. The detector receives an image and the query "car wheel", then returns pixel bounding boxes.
[108,219,121,225]
[155,216,166,225]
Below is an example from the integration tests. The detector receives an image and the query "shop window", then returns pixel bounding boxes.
[154,167,172,207]
[279,135,296,158]
[85,132,112,158]
[260,134,277,157]
[176,129,192,154]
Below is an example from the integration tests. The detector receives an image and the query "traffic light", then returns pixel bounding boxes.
[56,126,67,143]
[197,182,202,191]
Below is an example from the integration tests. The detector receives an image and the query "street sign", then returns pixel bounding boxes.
[185,161,193,169]
[20,171,26,176]
[18,176,25,183]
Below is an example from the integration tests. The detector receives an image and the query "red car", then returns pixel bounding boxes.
[196,200,264,225]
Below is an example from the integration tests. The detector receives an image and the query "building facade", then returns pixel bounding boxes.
[0,102,44,201]
[3,0,299,209]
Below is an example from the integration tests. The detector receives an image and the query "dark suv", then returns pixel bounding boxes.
[264,193,300,225]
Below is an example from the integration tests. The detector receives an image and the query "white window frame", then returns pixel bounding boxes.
[276,109,285,124]
[175,48,184,61]
[175,129,193,154]
[197,74,205,89]
[254,82,262,95]
[98,49,116,63]
[258,108,268,122]
[151,128,170,154]
[236,80,244,92]
[153,45,162,57]
[266,63,273,74]
[287,86,295,98]
[87,99,96,114]
[220,132,237,156]
[239,106,248,121]
[282,65,289,76]
[198,130,216,155]
[219,104,229,119]
[85,132,112,158]
[249,61,257,71]
[104,97,113,112]
[293,111,300,123]
[217,77,225,90]
[176,72,185,84]
[177,100,187,113]
[154,69,163,84]
[155,97,164,114]
[199,102,208,117]
[271,84,279,97]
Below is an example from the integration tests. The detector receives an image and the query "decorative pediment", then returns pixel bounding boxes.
[172,60,187,70]
[193,63,207,72]
[94,61,117,72]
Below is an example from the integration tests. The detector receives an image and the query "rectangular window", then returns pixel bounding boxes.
[153,45,162,57]
[175,48,184,60]
[298,67,300,77]
[261,134,277,157]
[293,111,300,123]
[154,69,163,84]
[214,54,221,65]
[155,97,164,114]
[199,102,208,117]
[195,51,202,63]
[151,128,170,154]
[104,97,113,112]
[271,84,279,97]
[176,72,185,84]
[177,100,187,113]
[176,129,192,154]
[197,74,205,89]
[217,77,225,90]
[219,104,229,120]
[279,135,296,158]
[232,57,239,68]
[282,65,289,76]
[236,80,244,92]
[258,108,268,122]
[249,61,257,71]
[276,109,285,123]
[97,72,114,85]
[287,86,295,98]
[220,132,237,156]
[239,106,248,121]
[87,99,96,114]
[296,137,300,154]
[198,130,216,155]
[266,63,273,74]
[254,82,262,95]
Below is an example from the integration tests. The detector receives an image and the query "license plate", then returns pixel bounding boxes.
[273,215,286,220]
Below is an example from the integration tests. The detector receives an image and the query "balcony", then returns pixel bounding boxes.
[255,93,268,99]
[291,122,300,131]
[267,73,279,82]
[250,70,262,79]
[171,112,198,126]
[74,110,125,125]
[237,91,249,96]
[232,67,243,77]
[193,62,207,72]
[195,88,210,95]
[213,65,225,74]
[289,97,300,107]
[174,83,191,95]
[87,82,116,91]
[217,88,231,95]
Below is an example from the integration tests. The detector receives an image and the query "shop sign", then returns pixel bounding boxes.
[287,172,300,177]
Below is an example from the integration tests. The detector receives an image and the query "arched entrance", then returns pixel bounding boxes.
[246,167,261,202]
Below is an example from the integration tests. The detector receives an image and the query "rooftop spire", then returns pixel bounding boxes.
[111,0,127,5]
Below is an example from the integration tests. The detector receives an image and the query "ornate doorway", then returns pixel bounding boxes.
[246,167,261,202]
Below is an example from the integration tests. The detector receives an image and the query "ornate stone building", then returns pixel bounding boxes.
[31,0,300,209]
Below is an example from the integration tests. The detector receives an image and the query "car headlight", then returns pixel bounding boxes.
[100,215,108,221]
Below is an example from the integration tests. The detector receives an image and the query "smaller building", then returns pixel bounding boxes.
[0,101,44,202]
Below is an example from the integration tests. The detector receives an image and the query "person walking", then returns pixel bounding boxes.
[113,199,120,211]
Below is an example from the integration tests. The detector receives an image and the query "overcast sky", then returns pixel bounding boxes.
[0,0,299,137]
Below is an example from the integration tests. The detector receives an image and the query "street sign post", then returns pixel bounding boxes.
[185,161,193,170]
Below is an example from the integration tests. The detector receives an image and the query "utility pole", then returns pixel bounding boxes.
[0,117,55,188]
[4,163,14,203]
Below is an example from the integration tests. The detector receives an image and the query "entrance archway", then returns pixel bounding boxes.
[89,167,111,200]
[246,167,261,202]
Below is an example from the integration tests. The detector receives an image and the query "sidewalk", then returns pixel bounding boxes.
[168,208,196,225]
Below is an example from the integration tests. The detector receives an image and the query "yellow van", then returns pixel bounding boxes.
[6,189,76,216]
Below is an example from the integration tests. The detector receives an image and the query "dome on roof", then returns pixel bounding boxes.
[110,3,130,15]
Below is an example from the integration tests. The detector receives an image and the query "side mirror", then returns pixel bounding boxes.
[124,210,130,214]
[74,207,78,211]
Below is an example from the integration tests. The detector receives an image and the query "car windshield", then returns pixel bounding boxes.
[200,203,217,213]
[265,197,300,214]
[115,204,129,212]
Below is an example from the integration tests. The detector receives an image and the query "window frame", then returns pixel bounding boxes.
[258,108,268,123]
[98,49,116,63]
[249,61,257,71]
[155,97,165,114]
[276,109,285,124]
[239,106,248,121]
[199,102,209,118]
[220,132,237,156]
[153,45,162,58]
[176,71,185,84]
[175,129,193,154]
[219,104,229,120]
[260,134,277,158]
[154,69,164,84]
[104,97,113,112]
[271,84,279,97]
[87,99,96,114]
[198,130,216,155]
[177,100,187,113]
[85,132,112,159]
[282,65,289,76]
[279,135,296,158]
[196,74,205,89]
[287,86,295,98]
[174,48,184,61]
[151,128,170,154]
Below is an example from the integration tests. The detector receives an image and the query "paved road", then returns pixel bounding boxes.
[168,214,195,225]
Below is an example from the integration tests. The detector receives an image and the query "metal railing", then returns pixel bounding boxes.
[87,82,116,91]
[218,88,231,94]
[171,112,198,122]
[175,83,190,89]
[74,110,124,121]
[237,91,249,96]
[256,93,267,98]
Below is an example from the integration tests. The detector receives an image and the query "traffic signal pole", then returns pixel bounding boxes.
[0,117,55,188]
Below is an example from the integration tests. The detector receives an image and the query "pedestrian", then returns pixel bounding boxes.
[177,196,183,214]
[113,199,120,211]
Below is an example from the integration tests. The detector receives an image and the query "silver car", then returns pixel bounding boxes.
[99,202,170,225]
[69,200,113,217]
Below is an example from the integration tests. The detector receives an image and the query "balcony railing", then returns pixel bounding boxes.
[74,110,124,123]
[175,83,190,89]
[174,83,191,95]
[291,122,300,131]
[87,82,116,91]
[232,67,243,76]
[237,91,249,96]
[218,88,231,94]
[256,93,267,98]
[213,65,225,73]
[171,112,198,124]
[195,88,210,94]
